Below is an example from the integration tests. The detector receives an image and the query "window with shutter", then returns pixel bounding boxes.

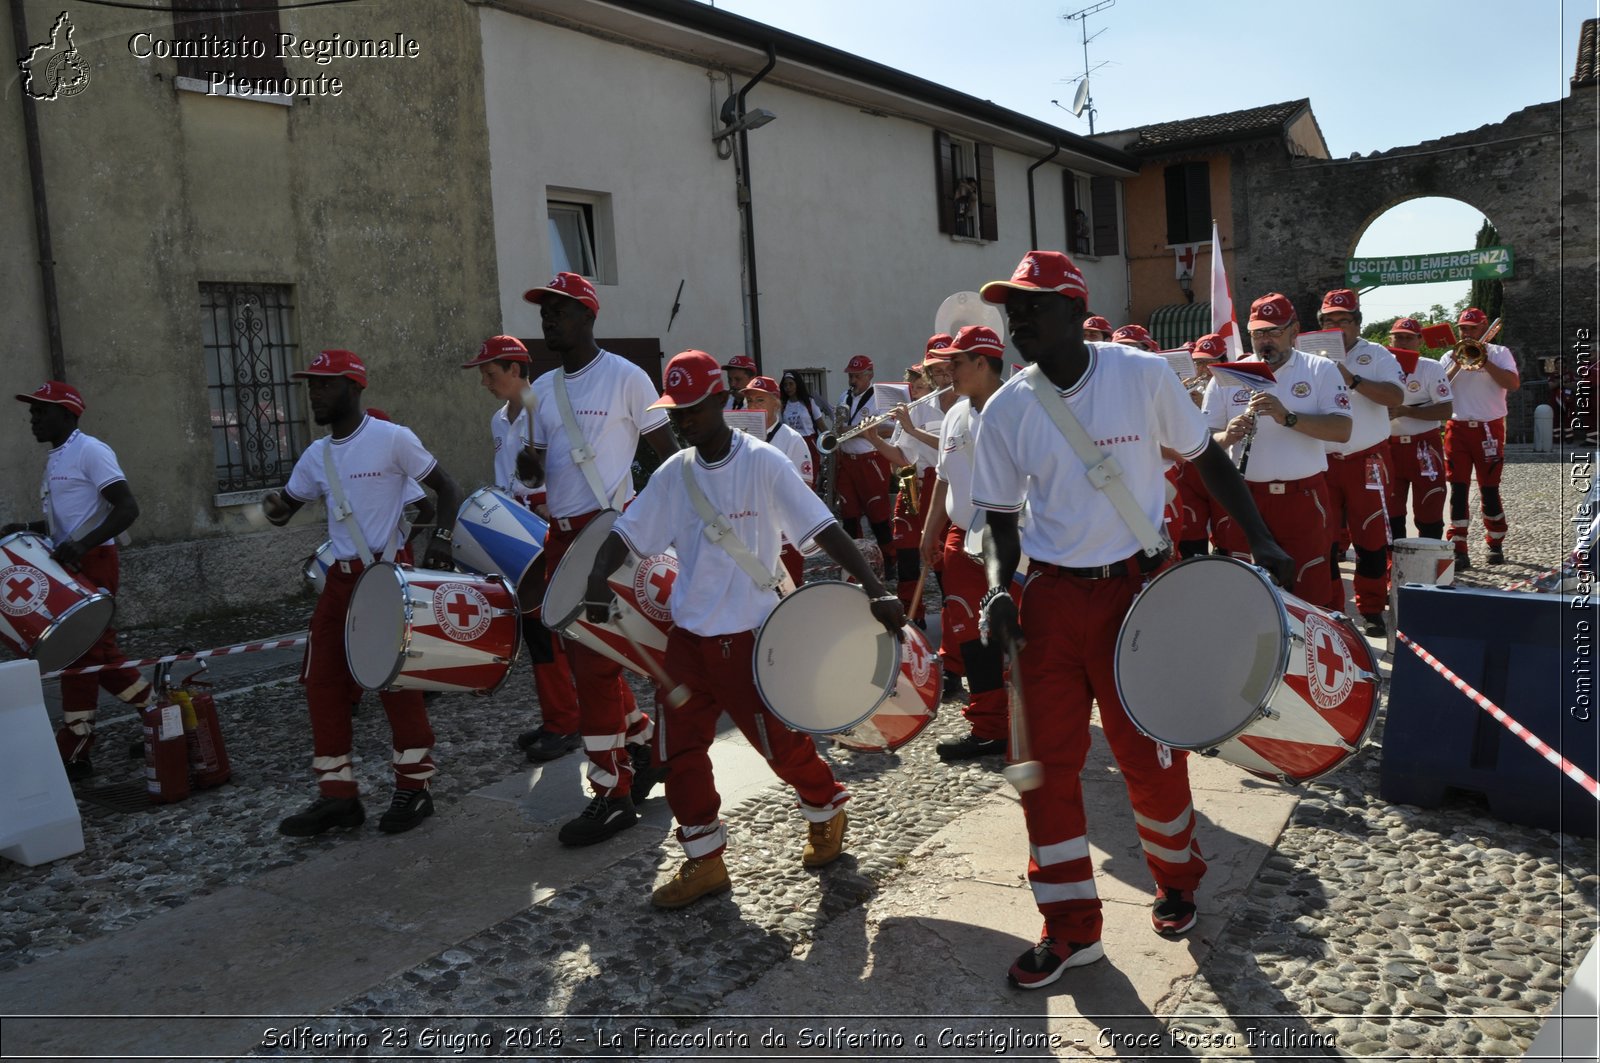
[933,130,996,241]
[1090,176,1120,257]
[171,0,286,84]
[1163,162,1211,245]
[1063,171,1093,255]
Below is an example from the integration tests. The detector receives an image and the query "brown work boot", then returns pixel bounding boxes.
[802,809,848,868]
[651,855,731,909]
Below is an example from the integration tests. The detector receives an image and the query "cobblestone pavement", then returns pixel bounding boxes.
[2,448,1595,1060]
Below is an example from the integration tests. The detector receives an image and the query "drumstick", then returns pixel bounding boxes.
[608,599,691,709]
[907,569,927,620]
[1002,638,1044,793]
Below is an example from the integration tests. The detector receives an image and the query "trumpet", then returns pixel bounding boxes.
[817,386,952,454]
[1453,318,1503,371]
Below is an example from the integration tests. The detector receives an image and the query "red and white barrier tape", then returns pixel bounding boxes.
[1396,629,1600,801]
[41,637,306,680]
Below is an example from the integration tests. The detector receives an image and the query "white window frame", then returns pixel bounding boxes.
[546,188,616,285]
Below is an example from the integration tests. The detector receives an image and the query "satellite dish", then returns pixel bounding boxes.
[1070,79,1091,117]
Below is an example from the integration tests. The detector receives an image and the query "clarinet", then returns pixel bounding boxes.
[1238,411,1258,475]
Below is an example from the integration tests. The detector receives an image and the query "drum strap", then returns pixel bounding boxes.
[679,456,790,595]
[552,369,630,514]
[321,438,379,566]
[1022,366,1170,558]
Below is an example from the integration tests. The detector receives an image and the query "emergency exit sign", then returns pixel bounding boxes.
[1347,245,1514,287]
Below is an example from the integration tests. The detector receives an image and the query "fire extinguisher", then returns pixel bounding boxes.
[143,660,190,805]
[170,659,231,789]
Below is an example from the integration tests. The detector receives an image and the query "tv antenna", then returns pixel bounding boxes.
[1060,0,1114,133]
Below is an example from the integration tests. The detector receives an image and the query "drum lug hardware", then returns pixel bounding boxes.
[405,650,425,659]
[1260,707,1280,721]
[1202,747,1220,758]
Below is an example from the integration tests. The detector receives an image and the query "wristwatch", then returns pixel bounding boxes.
[1284,412,1300,429]
[1349,374,1364,389]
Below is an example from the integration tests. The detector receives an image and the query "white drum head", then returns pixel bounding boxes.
[1115,556,1289,749]
[346,563,409,690]
[543,510,619,631]
[34,595,115,674]
[753,581,898,734]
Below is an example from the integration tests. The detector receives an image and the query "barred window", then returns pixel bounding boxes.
[200,282,307,492]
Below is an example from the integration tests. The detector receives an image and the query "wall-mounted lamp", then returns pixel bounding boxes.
[712,107,777,143]
[1178,268,1195,304]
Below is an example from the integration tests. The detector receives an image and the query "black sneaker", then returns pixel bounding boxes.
[557,793,639,847]
[1006,937,1104,989]
[63,757,93,782]
[377,788,434,834]
[519,727,582,762]
[1454,552,1473,571]
[1361,613,1387,638]
[1152,886,1198,936]
[1487,546,1506,565]
[942,670,965,698]
[629,743,667,803]
[279,796,365,837]
[936,733,1007,762]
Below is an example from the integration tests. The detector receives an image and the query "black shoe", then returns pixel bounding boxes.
[936,733,1006,762]
[942,671,965,698]
[1007,937,1104,989]
[63,757,93,782]
[1361,613,1387,638]
[519,727,582,762]
[557,793,638,847]
[1454,552,1473,571]
[1152,886,1198,936]
[1487,547,1506,565]
[377,788,434,833]
[279,796,365,837]
[629,743,667,804]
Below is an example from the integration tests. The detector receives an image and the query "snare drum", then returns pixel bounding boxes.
[0,532,115,673]
[542,510,678,678]
[345,563,520,694]
[452,487,551,613]
[753,581,939,746]
[302,540,336,595]
[1114,555,1379,783]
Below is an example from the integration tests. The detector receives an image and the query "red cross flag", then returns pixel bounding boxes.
[1209,221,1242,360]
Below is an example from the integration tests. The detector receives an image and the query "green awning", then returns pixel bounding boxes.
[1150,301,1213,351]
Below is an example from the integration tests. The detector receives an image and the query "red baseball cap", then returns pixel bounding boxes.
[15,380,86,417]
[926,333,954,354]
[1083,315,1114,334]
[980,250,1089,305]
[461,334,530,368]
[742,375,780,398]
[722,354,758,373]
[1320,289,1360,315]
[649,350,727,410]
[293,349,368,387]
[1248,293,1297,330]
[845,355,873,373]
[366,407,392,422]
[1111,324,1152,347]
[1391,317,1422,335]
[931,324,1005,360]
[522,272,600,317]
[1458,307,1489,326]
[1193,333,1228,360]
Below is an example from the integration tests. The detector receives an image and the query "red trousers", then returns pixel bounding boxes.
[545,512,649,797]
[940,524,1008,742]
[653,627,847,860]
[518,551,580,735]
[1387,431,1447,527]
[1214,474,1336,610]
[1325,443,1393,617]
[300,559,436,797]
[1445,419,1509,550]
[1015,566,1205,942]
[55,545,151,761]
[835,451,893,526]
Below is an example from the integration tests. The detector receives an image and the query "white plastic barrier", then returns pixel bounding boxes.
[0,659,85,866]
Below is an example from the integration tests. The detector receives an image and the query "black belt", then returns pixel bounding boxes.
[1032,551,1167,580]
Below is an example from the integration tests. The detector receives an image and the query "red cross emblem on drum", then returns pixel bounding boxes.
[0,565,48,618]
[1302,614,1355,710]
[432,582,492,643]
[633,555,678,624]
[903,626,933,687]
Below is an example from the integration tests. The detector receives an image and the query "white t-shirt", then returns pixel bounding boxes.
[936,398,984,531]
[41,430,127,545]
[490,402,535,502]
[1329,338,1407,455]
[286,415,438,561]
[837,388,879,456]
[1391,358,1454,437]
[1203,350,1349,483]
[972,345,1209,567]
[529,351,669,518]
[765,421,815,487]
[1441,343,1518,421]
[614,432,837,636]
[781,398,823,437]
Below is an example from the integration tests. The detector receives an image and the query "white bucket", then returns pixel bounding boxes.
[1389,537,1458,654]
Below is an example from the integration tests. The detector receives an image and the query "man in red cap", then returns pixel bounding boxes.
[1316,290,1406,637]
[261,350,463,836]
[6,382,153,780]
[520,272,681,844]
[1440,307,1520,567]
[460,335,582,762]
[859,362,949,621]
[1203,293,1352,609]
[741,373,814,587]
[970,251,1291,988]
[1081,316,1114,344]
[1111,324,1161,353]
[1166,333,1231,556]
[583,350,903,908]
[1385,318,1453,542]
[832,354,896,577]
[721,355,756,411]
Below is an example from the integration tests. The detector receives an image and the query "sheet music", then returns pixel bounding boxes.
[725,411,768,436]
[1160,349,1196,379]
[1296,329,1347,362]
[873,382,911,409]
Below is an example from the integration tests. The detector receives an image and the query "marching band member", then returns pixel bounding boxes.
[1204,293,1352,609]
[722,354,756,411]
[1169,333,1229,556]
[6,382,153,781]
[1442,307,1520,568]
[460,335,582,762]
[742,374,814,587]
[862,364,945,621]
[833,355,896,574]
[583,350,903,909]
[521,272,680,844]
[1111,323,1161,353]
[970,251,1291,988]
[917,327,1010,761]
[1385,318,1453,542]
[1081,315,1114,344]
[262,350,463,836]
[779,371,829,487]
[1316,290,1406,637]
